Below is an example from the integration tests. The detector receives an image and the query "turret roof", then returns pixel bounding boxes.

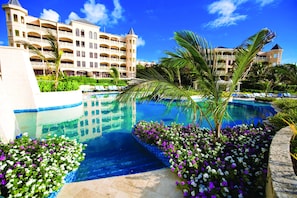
[271,44,282,50]
[7,0,22,7]
[128,28,135,35]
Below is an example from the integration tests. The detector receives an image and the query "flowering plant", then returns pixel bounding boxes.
[0,133,85,198]
[133,121,275,197]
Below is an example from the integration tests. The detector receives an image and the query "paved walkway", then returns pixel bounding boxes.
[57,168,183,198]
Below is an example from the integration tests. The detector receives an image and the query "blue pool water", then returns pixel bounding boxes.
[15,94,276,182]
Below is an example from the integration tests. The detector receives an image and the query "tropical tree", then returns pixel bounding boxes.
[110,67,120,85]
[117,28,275,139]
[20,31,63,91]
[278,64,297,85]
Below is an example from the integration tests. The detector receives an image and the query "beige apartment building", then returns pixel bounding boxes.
[213,44,283,81]
[2,0,138,79]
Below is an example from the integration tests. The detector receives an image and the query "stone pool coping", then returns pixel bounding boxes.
[266,126,297,197]
[57,168,182,198]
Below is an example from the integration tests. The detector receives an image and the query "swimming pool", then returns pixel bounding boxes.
[15,94,276,182]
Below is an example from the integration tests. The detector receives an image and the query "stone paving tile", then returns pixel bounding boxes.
[57,168,183,198]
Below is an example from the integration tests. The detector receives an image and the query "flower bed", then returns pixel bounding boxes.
[0,133,85,198]
[133,121,276,197]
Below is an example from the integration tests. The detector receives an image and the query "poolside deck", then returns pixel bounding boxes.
[57,168,183,198]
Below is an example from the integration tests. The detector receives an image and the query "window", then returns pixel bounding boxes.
[84,111,88,116]
[82,51,85,57]
[22,32,25,38]
[77,51,80,57]
[82,61,86,67]
[77,61,81,67]
[76,28,80,36]
[13,14,18,22]
[94,53,98,58]
[89,31,92,39]
[90,52,93,58]
[94,32,97,39]
[89,42,93,48]
[21,16,24,24]
[81,41,85,47]
[94,43,97,49]
[7,13,10,21]
[95,62,98,68]
[81,30,85,37]
[15,30,19,36]
[90,62,93,67]
[76,40,80,47]
[273,53,278,58]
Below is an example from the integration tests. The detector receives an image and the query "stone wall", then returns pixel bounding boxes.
[266,126,297,197]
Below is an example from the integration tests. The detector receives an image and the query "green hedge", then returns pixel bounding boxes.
[269,99,297,129]
[37,75,128,92]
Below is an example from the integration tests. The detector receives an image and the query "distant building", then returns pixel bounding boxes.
[2,0,137,79]
[137,60,156,68]
[213,44,283,81]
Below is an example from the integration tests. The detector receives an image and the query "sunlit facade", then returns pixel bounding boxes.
[213,45,283,81]
[2,0,138,79]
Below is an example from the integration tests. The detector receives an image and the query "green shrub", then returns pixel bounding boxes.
[269,99,297,129]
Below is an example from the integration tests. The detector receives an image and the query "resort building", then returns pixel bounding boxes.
[2,0,138,79]
[213,44,283,81]
[137,60,157,68]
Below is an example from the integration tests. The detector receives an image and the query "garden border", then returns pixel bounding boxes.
[266,126,297,197]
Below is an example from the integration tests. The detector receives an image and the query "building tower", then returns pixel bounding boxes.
[126,28,138,78]
[2,0,28,48]
[268,44,283,65]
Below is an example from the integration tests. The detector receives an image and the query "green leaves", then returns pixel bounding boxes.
[118,28,274,138]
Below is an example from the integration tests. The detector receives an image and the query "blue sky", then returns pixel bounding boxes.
[0,0,296,64]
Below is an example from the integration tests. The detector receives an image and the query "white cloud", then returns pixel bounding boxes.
[137,37,145,47]
[65,0,124,26]
[206,0,246,28]
[206,0,275,28]
[40,9,60,22]
[256,0,275,6]
[111,0,124,24]
[65,12,80,24]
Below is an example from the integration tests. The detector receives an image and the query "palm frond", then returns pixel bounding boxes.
[117,67,211,126]
[231,28,276,93]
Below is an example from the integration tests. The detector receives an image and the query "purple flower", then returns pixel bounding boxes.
[0,154,6,161]
[0,174,4,179]
[221,180,228,187]
[231,163,237,169]
[1,179,6,185]
[209,181,215,190]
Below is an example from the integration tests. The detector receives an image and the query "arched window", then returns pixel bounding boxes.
[76,28,79,36]
[81,30,85,37]
[94,32,97,40]
[89,31,92,39]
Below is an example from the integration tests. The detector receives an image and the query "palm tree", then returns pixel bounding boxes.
[110,67,120,85]
[20,31,63,91]
[117,28,275,139]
